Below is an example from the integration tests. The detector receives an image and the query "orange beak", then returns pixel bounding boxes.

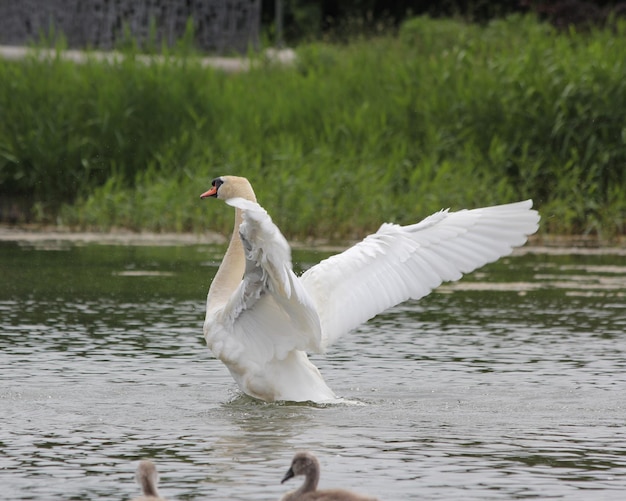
[200,186,218,199]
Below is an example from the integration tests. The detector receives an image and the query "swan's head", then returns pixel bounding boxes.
[200,175,257,202]
[281,451,320,484]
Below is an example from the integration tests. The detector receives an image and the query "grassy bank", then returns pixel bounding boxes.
[0,15,624,240]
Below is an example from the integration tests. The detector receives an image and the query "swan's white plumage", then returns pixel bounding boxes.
[301,200,539,347]
[204,192,333,402]
[220,197,322,355]
[202,176,539,402]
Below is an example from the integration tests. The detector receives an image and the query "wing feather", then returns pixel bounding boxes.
[300,199,539,348]
[214,198,323,360]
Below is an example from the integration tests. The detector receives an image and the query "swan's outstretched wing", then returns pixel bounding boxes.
[300,200,539,349]
[207,197,323,364]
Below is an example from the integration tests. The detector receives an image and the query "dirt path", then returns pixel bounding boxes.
[0,45,296,72]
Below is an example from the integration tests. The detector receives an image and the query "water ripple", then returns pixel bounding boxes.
[1,245,625,499]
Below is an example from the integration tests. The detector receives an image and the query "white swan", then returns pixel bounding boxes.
[200,175,539,402]
[131,460,167,501]
[280,451,378,501]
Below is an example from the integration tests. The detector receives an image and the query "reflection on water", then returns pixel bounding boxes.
[1,241,625,500]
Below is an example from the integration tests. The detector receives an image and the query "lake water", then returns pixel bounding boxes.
[0,238,625,500]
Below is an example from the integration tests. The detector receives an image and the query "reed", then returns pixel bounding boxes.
[1,14,624,240]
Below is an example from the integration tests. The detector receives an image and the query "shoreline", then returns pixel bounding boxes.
[1,225,624,255]
[0,225,227,247]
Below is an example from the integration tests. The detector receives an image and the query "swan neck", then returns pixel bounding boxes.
[300,466,319,493]
[140,477,159,497]
[207,207,246,308]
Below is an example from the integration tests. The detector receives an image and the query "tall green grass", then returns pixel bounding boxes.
[0,14,624,240]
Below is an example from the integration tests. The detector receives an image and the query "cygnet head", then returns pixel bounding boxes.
[134,459,161,499]
[200,175,257,202]
[282,451,320,488]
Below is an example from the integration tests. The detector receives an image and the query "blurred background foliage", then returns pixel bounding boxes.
[0,1,624,241]
[261,0,626,42]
